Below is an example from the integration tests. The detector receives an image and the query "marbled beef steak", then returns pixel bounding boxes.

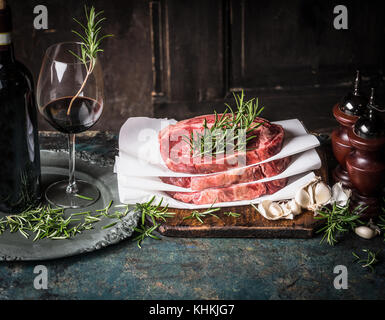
[166,178,288,205]
[159,114,285,174]
[160,156,291,191]
[159,114,287,204]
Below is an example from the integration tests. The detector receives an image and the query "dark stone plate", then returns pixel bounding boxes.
[0,150,139,261]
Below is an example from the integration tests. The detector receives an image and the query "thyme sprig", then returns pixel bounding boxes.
[352,249,380,272]
[315,201,364,246]
[67,5,113,115]
[182,91,264,157]
[183,204,220,224]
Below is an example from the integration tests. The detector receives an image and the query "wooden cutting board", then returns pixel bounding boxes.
[152,148,327,238]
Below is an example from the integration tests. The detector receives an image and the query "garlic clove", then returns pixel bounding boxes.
[295,188,311,209]
[354,226,378,240]
[288,199,302,215]
[314,182,332,205]
[268,202,284,218]
[331,182,351,206]
[308,185,315,206]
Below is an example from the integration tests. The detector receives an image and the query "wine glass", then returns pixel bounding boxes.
[37,42,104,208]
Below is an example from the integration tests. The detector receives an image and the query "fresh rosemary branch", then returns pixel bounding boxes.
[315,202,364,246]
[182,91,264,157]
[0,200,132,241]
[183,203,221,224]
[352,249,380,272]
[131,196,175,248]
[67,5,112,115]
[133,224,160,249]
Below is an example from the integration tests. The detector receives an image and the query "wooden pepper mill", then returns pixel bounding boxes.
[346,88,385,220]
[332,71,367,187]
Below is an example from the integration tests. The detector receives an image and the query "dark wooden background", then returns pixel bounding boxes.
[11,0,385,132]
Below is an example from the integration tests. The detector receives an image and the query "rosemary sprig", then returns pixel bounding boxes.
[67,5,113,115]
[133,224,160,249]
[352,249,380,272]
[183,203,221,224]
[183,91,264,157]
[0,200,132,240]
[135,196,176,226]
[75,194,94,201]
[130,196,175,248]
[314,201,364,246]
[378,204,385,241]
[223,211,241,218]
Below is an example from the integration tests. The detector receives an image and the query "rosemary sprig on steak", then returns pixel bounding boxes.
[182,91,265,157]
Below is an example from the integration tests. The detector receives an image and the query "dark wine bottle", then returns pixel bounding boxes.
[0,1,41,213]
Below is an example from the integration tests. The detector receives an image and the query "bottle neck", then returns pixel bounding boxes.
[0,4,14,64]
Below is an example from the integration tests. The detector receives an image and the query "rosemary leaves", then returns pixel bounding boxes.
[67,6,112,115]
[352,249,380,272]
[315,202,364,246]
[0,201,130,241]
[182,91,264,157]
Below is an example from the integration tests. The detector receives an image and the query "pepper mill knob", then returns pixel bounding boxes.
[340,70,367,116]
[354,88,385,139]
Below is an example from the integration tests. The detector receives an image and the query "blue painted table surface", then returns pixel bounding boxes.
[0,131,384,300]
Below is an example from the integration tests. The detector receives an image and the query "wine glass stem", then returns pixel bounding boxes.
[66,133,78,194]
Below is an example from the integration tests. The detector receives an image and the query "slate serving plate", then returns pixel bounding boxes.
[0,150,139,261]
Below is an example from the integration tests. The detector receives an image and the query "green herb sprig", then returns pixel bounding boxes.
[315,202,364,246]
[183,204,220,224]
[0,200,131,241]
[223,211,240,218]
[183,91,264,157]
[67,5,113,115]
[352,249,380,272]
[378,204,385,241]
[131,196,175,248]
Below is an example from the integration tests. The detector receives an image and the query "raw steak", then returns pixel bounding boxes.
[165,178,288,205]
[160,156,291,191]
[159,114,284,174]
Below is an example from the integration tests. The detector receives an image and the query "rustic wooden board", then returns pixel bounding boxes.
[153,148,327,238]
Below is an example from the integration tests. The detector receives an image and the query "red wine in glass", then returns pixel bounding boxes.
[42,96,103,134]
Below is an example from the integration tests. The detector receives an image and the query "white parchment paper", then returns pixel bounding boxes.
[116,117,320,177]
[117,172,317,209]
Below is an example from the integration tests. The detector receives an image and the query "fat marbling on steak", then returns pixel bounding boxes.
[159,114,285,174]
[160,156,291,191]
[166,177,288,205]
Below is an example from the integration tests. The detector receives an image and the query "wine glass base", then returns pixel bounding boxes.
[45,180,100,208]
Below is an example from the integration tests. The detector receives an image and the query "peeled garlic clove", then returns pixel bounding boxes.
[314,182,332,205]
[288,199,302,215]
[354,226,378,240]
[295,188,311,209]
